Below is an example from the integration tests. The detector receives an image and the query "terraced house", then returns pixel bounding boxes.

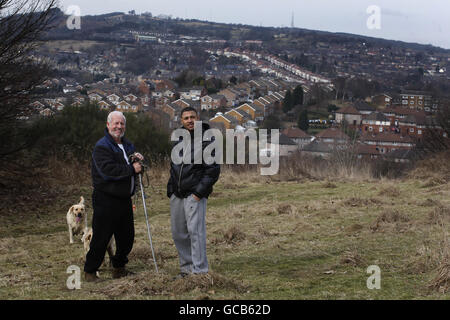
[361,112,391,133]
[201,94,227,110]
[224,109,251,126]
[400,90,432,111]
[359,132,415,154]
[236,103,264,121]
[335,105,362,126]
[209,112,239,130]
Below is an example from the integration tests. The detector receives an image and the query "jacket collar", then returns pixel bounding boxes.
[104,127,130,146]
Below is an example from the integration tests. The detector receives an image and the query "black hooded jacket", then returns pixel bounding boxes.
[167,122,220,199]
[91,128,137,198]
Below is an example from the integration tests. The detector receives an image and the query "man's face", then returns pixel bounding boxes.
[180,110,198,131]
[107,114,126,141]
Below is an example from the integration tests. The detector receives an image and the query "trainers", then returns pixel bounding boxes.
[84,271,101,283]
[112,267,134,279]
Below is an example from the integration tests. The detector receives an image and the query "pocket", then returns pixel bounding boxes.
[186,195,199,221]
[190,194,201,202]
[188,194,199,208]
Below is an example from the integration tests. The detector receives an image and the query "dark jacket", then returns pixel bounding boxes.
[167,122,220,199]
[91,128,137,198]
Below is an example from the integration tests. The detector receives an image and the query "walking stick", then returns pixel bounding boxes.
[138,172,159,273]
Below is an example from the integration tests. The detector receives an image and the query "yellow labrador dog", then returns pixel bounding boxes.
[66,196,87,244]
[81,228,115,265]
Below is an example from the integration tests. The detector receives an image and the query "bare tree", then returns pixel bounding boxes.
[0,0,57,64]
[0,0,58,181]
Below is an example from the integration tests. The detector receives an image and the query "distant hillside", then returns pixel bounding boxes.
[44,8,449,53]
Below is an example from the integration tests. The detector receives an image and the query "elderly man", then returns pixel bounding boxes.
[84,111,143,282]
[168,107,220,278]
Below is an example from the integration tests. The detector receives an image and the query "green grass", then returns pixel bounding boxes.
[0,172,449,300]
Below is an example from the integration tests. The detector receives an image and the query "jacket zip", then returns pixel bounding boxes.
[178,163,184,192]
[177,132,191,194]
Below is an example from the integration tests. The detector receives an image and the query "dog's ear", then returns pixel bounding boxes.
[68,206,75,215]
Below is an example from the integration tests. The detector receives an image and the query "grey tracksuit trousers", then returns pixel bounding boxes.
[170,194,208,274]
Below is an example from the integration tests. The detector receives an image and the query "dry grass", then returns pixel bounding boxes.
[170,271,248,295]
[345,224,364,234]
[343,197,383,207]
[276,204,295,215]
[278,153,374,182]
[429,259,450,293]
[1,157,450,299]
[419,198,443,207]
[322,181,338,189]
[377,185,402,198]
[428,206,450,225]
[405,243,442,274]
[409,150,450,183]
[223,226,246,244]
[340,249,365,267]
[94,270,247,299]
[428,234,450,293]
[370,210,411,233]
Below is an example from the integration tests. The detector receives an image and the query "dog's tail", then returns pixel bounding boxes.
[79,196,85,206]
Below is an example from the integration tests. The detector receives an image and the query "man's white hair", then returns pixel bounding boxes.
[107,111,126,125]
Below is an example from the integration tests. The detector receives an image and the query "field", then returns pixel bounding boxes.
[37,40,107,53]
[0,159,449,300]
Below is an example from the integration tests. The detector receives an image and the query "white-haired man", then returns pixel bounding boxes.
[84,111,143,282]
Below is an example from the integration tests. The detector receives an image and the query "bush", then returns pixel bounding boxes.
[33,103,108,160]
[32,104,171,163]
[123,112,171,163]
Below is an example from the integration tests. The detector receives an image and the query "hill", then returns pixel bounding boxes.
[44,8,450,53]
[0,160,449,299]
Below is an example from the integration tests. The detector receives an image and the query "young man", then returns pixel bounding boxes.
[84,111,143,282]
[167,107,220,277]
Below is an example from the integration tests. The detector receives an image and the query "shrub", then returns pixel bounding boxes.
[32,103,171,163]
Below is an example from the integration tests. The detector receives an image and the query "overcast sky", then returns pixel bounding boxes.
[59,0,450,49]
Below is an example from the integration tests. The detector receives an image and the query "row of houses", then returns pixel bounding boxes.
[267,126,420,162]
[335,104,445,141]
[87,89,146,113]
[151,76,297,105]
[155,87,288,131]
[208,90,286,129]
[210,48,332,90]
[150,77,299,130]
[368,90,439,113]
[221,124,418,163]
[263,53,332,85]
[30,74,297,120]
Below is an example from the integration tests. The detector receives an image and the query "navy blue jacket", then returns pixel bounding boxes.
[167,122,220,199]
[91,128,137,198]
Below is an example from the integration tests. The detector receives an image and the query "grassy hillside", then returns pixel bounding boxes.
[0,159,449,300]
